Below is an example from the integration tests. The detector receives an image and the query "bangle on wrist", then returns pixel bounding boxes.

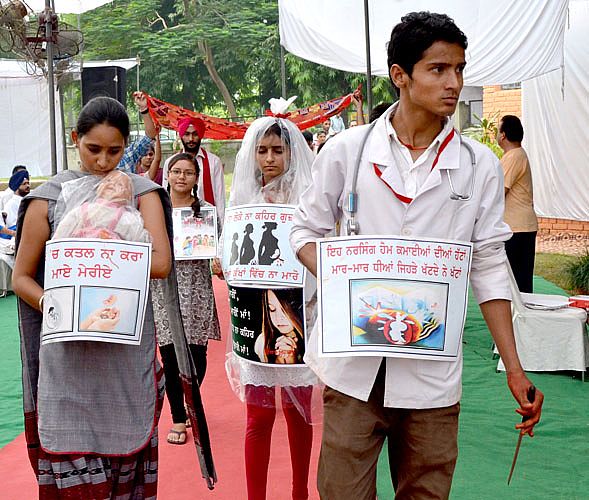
[38,294,45,311]
[140,108,149,115]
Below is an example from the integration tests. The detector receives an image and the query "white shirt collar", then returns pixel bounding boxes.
[384,102,454,154]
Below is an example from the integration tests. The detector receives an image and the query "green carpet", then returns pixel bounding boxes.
[0,294,23,448]
[376,276,589,499]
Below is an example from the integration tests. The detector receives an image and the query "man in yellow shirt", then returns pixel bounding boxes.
[498,115,538,292]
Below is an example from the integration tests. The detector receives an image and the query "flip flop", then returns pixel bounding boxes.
[167,429,187,445]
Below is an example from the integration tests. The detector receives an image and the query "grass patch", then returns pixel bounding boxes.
[534,252,578,292]
[224,172,233,201]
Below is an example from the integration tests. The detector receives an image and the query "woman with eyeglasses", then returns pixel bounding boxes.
[151,153,221,445]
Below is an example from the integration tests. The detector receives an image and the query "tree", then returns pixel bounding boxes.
[78,0,395,121]
[81,0,281,119]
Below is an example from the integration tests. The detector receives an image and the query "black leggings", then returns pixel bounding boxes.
[159,343,207,424]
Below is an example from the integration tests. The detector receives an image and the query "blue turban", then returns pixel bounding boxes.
[9,170,29,191]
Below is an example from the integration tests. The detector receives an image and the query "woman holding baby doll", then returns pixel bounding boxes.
[12,96,179,499]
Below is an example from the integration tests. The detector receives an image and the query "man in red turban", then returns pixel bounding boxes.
[164,116,225,224]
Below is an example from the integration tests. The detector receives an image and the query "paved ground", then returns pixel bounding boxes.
[536,232,589,256]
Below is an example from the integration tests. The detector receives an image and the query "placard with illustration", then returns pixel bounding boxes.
[317,236,472,361]
[229,285,306,366]
[172,206,217,259]
[42,238,151,345]
[221,204,304,288]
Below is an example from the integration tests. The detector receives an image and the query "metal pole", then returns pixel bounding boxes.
[363,0,373,114]
[59,85,68,170]
[280,45,287,98]
[45,0,57,175]
[136,54,141,133]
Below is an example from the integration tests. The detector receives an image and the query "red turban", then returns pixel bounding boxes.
[177,117,206,139]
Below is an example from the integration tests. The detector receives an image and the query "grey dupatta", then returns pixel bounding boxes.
[17,170,216,487]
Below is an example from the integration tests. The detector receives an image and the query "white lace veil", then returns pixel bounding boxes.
[224,104,321,423]
[228,116,314,207]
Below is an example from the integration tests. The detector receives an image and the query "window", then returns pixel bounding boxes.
[501,82,521,90]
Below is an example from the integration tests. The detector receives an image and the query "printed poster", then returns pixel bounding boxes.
[42,238,151,345]
[221,204,304,288]
[229,285,306,366]
[172,206,217,260]
[317,236,472,361]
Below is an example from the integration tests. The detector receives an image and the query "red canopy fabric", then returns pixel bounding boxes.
[145,90,357,140]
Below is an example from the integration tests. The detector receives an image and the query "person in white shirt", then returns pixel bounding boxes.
[290,11,543,499]
[163,117,225,225]
[2,169,30,237]
[329,113,345,135]
[0,165,27,215]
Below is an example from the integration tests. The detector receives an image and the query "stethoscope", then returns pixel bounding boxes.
[346,120,477,236]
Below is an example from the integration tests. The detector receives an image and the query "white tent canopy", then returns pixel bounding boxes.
[522,0,589,221]
[279,0,568,86]
[24,1,113,14]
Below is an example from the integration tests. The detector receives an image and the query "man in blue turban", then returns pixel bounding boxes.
[1,169,30,238]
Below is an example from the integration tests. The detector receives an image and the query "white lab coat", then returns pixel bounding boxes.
[290,108,512,409]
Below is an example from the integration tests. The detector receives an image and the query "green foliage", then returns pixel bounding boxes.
[462,112,503,158]
[566,252,589,294]
[74,0,394,120]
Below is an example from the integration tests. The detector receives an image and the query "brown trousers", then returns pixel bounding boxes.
[318,365,460,500]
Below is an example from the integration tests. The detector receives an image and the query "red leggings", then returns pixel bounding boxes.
[245,386,313,500]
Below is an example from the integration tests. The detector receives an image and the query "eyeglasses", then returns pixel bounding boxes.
[169,169,196,177]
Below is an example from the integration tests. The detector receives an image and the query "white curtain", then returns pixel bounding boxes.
[279,0,568,86]
[522,0,589,221]
[0,62,64,177]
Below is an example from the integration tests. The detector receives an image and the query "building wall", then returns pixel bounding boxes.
[483,85,588,239]
[538,217,589,234]
[483,86,522,119]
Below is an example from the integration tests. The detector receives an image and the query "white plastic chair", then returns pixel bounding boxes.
[497,264,589,380]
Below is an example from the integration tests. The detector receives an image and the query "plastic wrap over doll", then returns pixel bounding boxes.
[53,170,151,243]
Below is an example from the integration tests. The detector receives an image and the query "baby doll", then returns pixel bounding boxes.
[53,170,151,243]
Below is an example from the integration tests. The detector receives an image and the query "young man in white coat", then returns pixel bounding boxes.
[290,11,543,499]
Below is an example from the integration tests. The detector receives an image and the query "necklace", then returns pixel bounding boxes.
[397,137,429,151]
[390,111,440,151]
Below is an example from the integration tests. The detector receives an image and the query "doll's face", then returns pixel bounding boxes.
[96,170,132,205]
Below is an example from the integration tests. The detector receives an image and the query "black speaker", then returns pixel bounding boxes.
[81,66,127,106]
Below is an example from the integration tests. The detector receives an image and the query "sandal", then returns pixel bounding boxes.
[167,429,187,445]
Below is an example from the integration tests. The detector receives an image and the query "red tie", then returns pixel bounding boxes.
[201,149,215,205]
